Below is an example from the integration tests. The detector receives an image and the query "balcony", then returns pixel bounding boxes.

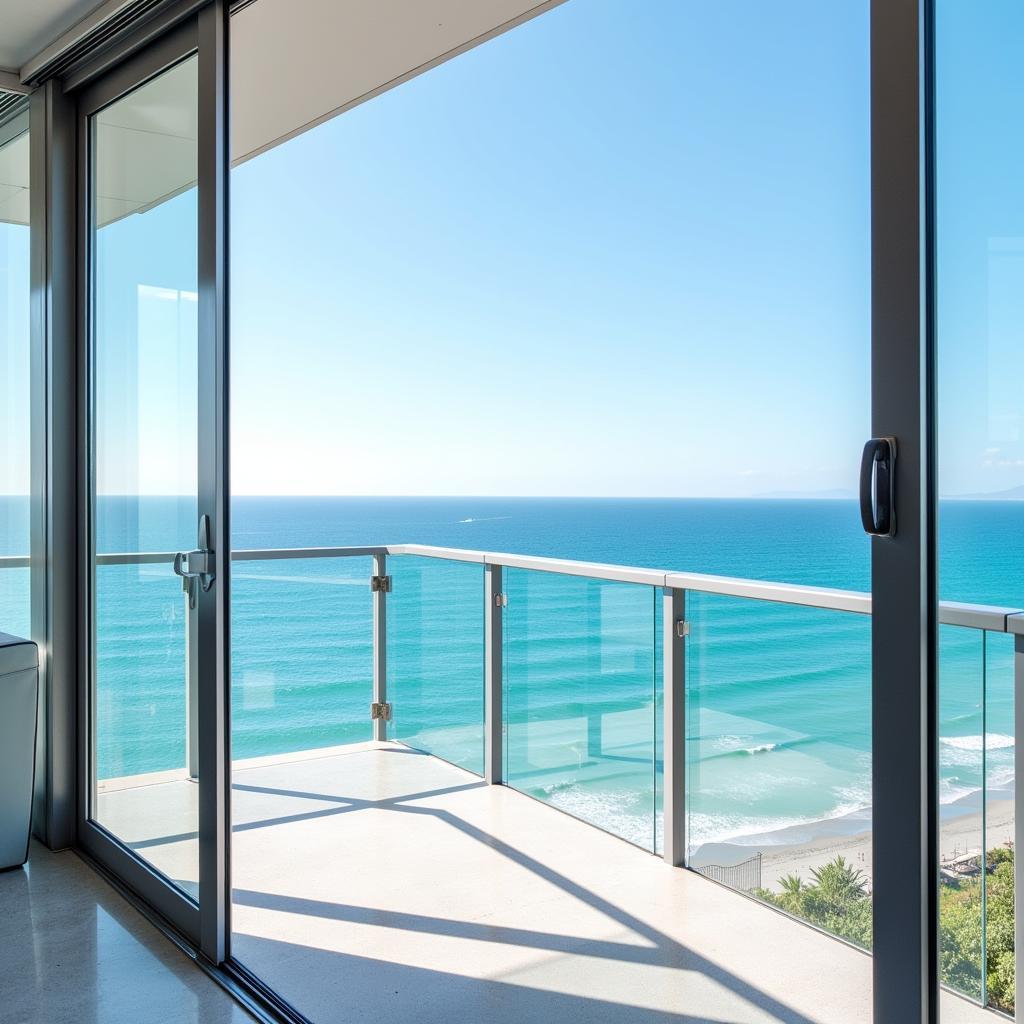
[89,735,1001,1024]
[52,543,1019,1022]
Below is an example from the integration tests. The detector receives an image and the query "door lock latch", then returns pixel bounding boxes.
[173,514,216,605]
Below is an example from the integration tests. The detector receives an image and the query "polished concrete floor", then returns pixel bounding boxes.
[95,741,995,1024]
[0,842,253,1024]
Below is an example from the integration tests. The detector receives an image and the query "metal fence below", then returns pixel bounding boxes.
[694,853,763,892]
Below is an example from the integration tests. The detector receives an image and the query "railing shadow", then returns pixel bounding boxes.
[231,931,766,1024]
[227,756,826,1024]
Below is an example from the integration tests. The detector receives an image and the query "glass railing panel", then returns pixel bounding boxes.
[0,563,30,640]
[938,623,985,1003]
[503,568,657,852]
[654,607,665,857]
[94,560,189,779]
[231,555,374,760]
[686,592,872,949]
[983,629,1015,1015]
[93,558,198,896]
[386,555,484,774]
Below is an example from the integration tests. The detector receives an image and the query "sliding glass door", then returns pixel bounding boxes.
[53,2,960,1021]
[76,9,228,952]
[217,3,934,1024]
[934,2,1024,1016]
[87,43,199,896]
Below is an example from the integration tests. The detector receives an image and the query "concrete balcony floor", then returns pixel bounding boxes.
[0,844,251,1024]
[94,742,994,1024]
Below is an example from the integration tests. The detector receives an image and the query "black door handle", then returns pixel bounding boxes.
[860,438,896,536]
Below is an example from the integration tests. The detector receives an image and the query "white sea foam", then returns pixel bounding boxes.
[689,799,870,848]
[741,742,778,755]
[538,779,653,848]
[834,780,872,809]
[942,733,1014,752]
[987,765,1016,792]
[939,776,978,805]
[707,733,787,757]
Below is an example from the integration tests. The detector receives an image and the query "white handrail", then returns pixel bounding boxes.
[4,544,1021,632]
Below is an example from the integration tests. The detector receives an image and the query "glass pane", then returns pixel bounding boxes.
[985,631,1016,1015]
[0,117,30,639]
[387,555,484,774]
[687,593,872,951]
[228,0,872,1018]
[938,625,985,1001]
[232,555,374,760]
[504,569,657,851]
[936,2,1024,1014]
[89,56,199,897]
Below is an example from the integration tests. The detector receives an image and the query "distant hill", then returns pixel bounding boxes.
[951,484,1024,500]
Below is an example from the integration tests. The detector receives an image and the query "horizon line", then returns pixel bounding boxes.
[2,492,1023,501]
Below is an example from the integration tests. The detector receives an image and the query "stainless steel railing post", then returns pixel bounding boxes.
[662,586,686,867]
[373,552,388,743]
[485,562,504,784]
[1011,616,1024,1022]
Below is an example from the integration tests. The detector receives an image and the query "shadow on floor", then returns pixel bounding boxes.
[233,929,796,1024]
[228,772,823,1024]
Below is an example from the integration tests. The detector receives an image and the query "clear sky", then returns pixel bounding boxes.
[2,0,1023,500]
[230,0,873,497]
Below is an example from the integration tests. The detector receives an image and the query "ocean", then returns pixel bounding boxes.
[0,495,1019,858]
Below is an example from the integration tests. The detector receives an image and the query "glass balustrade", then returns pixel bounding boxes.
[938,624,987,1001]
[93,557,197,895]
[0,563,29,640]
[231,554,374,761]
[685,591,873,948]
[503,568,659,852]
[387,555,485,773]
[981,629,1016,1015]
[60,540,1017,1013]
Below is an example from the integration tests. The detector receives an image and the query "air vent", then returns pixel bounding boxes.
[23,0,175,87]
[0,92,27,125]
[23,0,254,89]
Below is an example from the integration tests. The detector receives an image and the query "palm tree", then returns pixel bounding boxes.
[778,873,806,897]
[808,855,868,912]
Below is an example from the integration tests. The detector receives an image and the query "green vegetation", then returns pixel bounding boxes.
[753,856,872,950]
[753,847,1015,1013]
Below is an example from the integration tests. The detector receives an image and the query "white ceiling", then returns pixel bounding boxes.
[0,0,558,229]
[0,0,104,71]
[230,0,557,167]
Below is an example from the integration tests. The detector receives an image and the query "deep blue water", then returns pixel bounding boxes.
[0,496,1019,853]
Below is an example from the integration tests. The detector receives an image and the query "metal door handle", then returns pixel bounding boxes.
[860,437,896,537]
[172,514,216,597]
[173,549,213,585]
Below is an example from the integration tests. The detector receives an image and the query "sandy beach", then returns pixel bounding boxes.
[691,795,1015,893]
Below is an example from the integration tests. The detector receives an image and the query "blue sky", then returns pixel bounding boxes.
[231,0,873,497]
[2,0,1023,499]
[936,0,1024,497]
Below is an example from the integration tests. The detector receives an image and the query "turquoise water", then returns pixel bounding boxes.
[0,496,1018,854]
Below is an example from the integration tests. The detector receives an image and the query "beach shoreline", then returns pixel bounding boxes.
[690,791,1015,892]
